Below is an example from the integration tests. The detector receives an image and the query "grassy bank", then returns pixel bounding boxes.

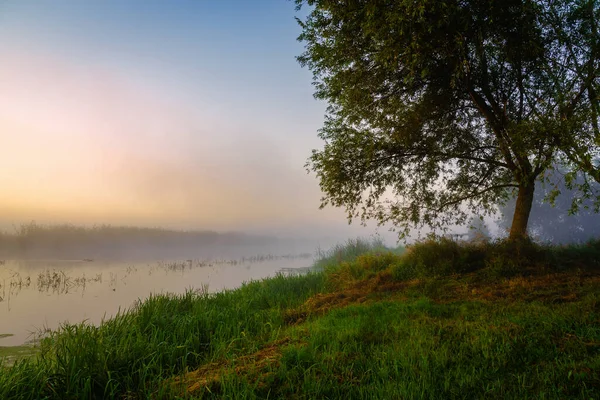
[1,238,599,399]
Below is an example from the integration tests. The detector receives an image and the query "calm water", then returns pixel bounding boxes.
[0,253,313,346]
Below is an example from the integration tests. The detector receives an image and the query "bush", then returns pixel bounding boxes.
[392,237,486,279]
[323,236,600,286]
[482,238,543,278]
[545,239,600,271]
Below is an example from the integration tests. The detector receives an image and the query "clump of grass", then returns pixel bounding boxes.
[391,236,487,280]
[312,237,393,272]
[0,345,38,368]
[327,251,403,290]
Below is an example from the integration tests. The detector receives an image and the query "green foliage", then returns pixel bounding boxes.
[297,0,600,240]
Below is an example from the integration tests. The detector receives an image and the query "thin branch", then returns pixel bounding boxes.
[436,184,518,211]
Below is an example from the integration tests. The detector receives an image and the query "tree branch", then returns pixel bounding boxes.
[437,184,518,211]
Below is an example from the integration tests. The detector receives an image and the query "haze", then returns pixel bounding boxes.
[0,0,382,240]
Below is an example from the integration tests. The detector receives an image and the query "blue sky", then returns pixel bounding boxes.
[0,0,395,241]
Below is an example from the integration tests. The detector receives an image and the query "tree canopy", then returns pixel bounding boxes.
[296,0,600,240]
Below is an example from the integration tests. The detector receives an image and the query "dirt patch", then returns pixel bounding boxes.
[284,272,414,325]
[171,337,301,396]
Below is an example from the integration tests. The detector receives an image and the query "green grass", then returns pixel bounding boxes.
[1,238,599,399]
[213,297,599,399]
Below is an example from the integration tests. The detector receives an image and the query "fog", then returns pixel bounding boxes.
[0,1,396,245]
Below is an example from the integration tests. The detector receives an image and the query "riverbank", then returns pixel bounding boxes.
[1,238,599,399]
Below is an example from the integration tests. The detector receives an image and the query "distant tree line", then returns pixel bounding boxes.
[0,223,277,260]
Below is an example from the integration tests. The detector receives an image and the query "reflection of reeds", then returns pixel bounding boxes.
[1,269,106,299]
[156,253,312,273]
[0,272,33,302]
[35,270,103,294]
[240,253,313,263]
[36,270,73,293]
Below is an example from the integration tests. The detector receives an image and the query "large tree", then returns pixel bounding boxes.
[296,0,600,240]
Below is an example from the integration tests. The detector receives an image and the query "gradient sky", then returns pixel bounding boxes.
[0,0,391,239]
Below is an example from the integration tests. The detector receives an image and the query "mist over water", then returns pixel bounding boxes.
[0,225,365,346]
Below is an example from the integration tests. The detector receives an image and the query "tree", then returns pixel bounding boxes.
[296,0,600,241]
[497,166,600,243]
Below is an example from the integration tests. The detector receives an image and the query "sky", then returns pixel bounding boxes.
[0,0,393,240]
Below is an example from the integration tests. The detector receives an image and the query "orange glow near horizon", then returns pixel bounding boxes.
[0,51,351,236]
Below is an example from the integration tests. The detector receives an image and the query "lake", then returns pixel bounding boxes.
[0,252,314,347]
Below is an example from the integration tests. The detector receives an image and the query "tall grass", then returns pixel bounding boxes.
[312,237,399,271]
[1,238,598,398]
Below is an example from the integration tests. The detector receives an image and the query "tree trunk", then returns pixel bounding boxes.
[509,180,535,241]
